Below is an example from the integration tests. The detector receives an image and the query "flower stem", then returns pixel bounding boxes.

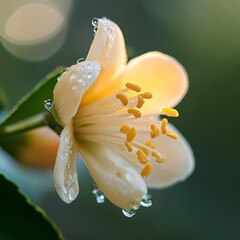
[0,113,46,137]
[0,112,63,139]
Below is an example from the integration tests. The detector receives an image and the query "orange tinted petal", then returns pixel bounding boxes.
[18,127,59,169]
[120,52,188,113]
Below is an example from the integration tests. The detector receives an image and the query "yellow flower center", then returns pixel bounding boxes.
[73,82,179,179]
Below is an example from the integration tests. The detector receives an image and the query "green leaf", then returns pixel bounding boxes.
[0,66,64,129]
[0,88,8,113]
[0,173,64,240]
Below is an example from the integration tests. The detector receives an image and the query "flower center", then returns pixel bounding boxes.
[73,82,179,179]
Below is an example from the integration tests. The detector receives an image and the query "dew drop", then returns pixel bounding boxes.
[92,184,105,204]
[43,99,53,111]
[77,58,85,63]
[122,208,138,218]
[140,193,152,208]
[92,17,99,27]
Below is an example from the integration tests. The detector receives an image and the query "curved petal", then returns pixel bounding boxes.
[120,52,188,113]
[145,124,195,188]
[53,121,79,203]
[82,18,127,106]
[78,142,147,210]
[53,60,101,126]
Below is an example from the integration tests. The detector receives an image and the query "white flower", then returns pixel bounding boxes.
[53,18,195,210]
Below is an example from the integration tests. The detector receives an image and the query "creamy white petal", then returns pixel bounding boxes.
[82,18,127,106]
[78,142,147,210]
[145,124,195,188]
[53,121,79,203]
[87,17,126,79]
[53,60,101,126]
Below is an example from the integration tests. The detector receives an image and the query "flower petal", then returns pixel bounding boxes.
[82,18,127,106]
[78,142,147,210]
[53,60,101,126]
[53,121,79,203]
[145,124,195,188]
[120,52,188,113]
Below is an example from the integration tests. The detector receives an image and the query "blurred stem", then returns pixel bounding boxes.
[0,112,63,139]
[0,114,46,137]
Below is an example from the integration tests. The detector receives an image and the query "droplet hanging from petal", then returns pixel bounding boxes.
[140,193,152,207]
[122,207,138,218]
[92,184,105,204]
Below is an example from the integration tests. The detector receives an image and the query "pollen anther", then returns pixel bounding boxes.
[126,82,141,92]
[166,131,178,140]
[137,150,149,164]
[162,107,179,117]
[141,164,152,178]
[152,151,165,163]
[137,95,145,108]
[126,127,136,142]
[127,109,142,118]
[141,147,149,156]
[140,92,153,99]
[120,124,130,134]
[146,141,156,149]
[150,123,160,138]
[161,118,168,134]
[116,93,128,106]
[125,141,133,152]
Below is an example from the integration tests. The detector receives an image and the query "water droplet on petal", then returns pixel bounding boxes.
[122,207,138,218]
[92,17,99,27]
[92,184,105,204]
[77,58,85,63]
[140,193,152,207]
[43,99,53,111]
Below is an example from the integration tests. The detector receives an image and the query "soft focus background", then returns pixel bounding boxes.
[1,0,240,239]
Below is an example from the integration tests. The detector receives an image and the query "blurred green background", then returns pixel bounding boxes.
[1,0,240,239]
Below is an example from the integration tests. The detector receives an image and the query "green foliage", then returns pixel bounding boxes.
[0,174,64,240]
[0,66,64,129]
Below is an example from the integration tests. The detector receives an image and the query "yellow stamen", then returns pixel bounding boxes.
[126,82,141,92]
[120,124,130,134]
[125,141,133,152]
[156,156,165,163]
[137,149,149,164]
[136,95,145,108]
[146,141,156,149]
[162,107,179,117]
[141,164,152,178]
[151,123,159,131]
[140,92,153,99]
[127,109,142,118]
[151,131,157,139]
[161,118,168,134]
[116,93,128,106]
[152,151,165,163]
[126,127,136,142]
[166,131,178,140]
[141,147,149,156]
[151,123,160,138]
